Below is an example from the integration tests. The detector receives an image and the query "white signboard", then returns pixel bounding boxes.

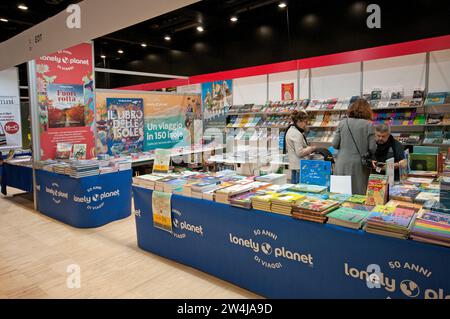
[0,68,22,151]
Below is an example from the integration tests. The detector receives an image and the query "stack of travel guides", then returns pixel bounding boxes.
[251,192,279,212]
[255,173,287,185]
[292,197,340,223]
[154,176,177,192]
[270,193,305,216]
[68,160,100,178]
[326,207,371,229]
[214,182,267,204]
[163,178,187,195]
[132,174,164,190]
[365,204,418,239]
[389,184,420,202]
[366,175,389,206]
[410,209,450,247]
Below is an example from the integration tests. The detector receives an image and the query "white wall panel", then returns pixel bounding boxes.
[233,75,267,105]
[363,53,426,97]
[310,62,361,99]
[429,49,450,93]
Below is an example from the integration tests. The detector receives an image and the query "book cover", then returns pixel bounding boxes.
[366,174,389,206]
[327,207,370,224]
[71,143,87,160]
[299,160,332,188]
[410,153,438,171]
[424,92,447,106]
[55,143,72,160]
[367,205,416,228]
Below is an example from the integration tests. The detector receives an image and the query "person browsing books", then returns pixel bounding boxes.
[284,110,316,184]
[332,99,376,195]
[371,123,405,181]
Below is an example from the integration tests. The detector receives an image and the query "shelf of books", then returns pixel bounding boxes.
[223,90,450,150]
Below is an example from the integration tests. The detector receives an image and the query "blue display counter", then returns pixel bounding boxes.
[36,169,132,228]
[1,163,33,195]
[133,186,450,299]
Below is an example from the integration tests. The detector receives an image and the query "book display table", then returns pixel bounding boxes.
[133,186,450,299]
[1,163,33,195]
[36,169,132,228]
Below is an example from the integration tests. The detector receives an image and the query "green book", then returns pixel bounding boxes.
[327,207,370,223]
[410,153,438,171]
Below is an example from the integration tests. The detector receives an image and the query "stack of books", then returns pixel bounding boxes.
[132,174,164,190]
[328,193,352,203]
[154,176,176,192]
[410,209,450,247]
[215,182,263,204]
[292,197,340,223]
[389,184,420,202]
[163,178,187,194]
[287,184,327,194]
[230,192,255,209]
[365,204,418,239]
[341,202,375,211]
[251,192,279,212]
[255,173,287,185]
[54,162,70,175]
[270,193,305,216]
[326,207,371,229]
[345,195,367,204]
[68,160,100,178]
[414,191,440,203]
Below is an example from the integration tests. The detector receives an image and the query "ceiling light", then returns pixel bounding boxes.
[164,35,171,41]
[230,16,238,22]
[141,43,147,47]
[278,2,287,8]
[100,55,106,59]
[0,18,8,22]
[117,50,124,54]
[18,4,28,10]
[196,26,204,32]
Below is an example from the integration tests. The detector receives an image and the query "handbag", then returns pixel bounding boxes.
[346,119,372,168]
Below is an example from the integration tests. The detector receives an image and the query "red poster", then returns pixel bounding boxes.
[281,83,294,101]
[35,43,95,160]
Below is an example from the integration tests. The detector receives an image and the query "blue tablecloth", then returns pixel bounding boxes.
[36,169,132,228]
[133,186,450,299]
[1,163,33,195]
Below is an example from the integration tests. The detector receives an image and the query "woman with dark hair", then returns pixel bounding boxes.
[284,110,316,183]
[332,99,376,195]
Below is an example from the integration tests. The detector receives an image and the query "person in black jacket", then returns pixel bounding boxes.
[371,123,405,181]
